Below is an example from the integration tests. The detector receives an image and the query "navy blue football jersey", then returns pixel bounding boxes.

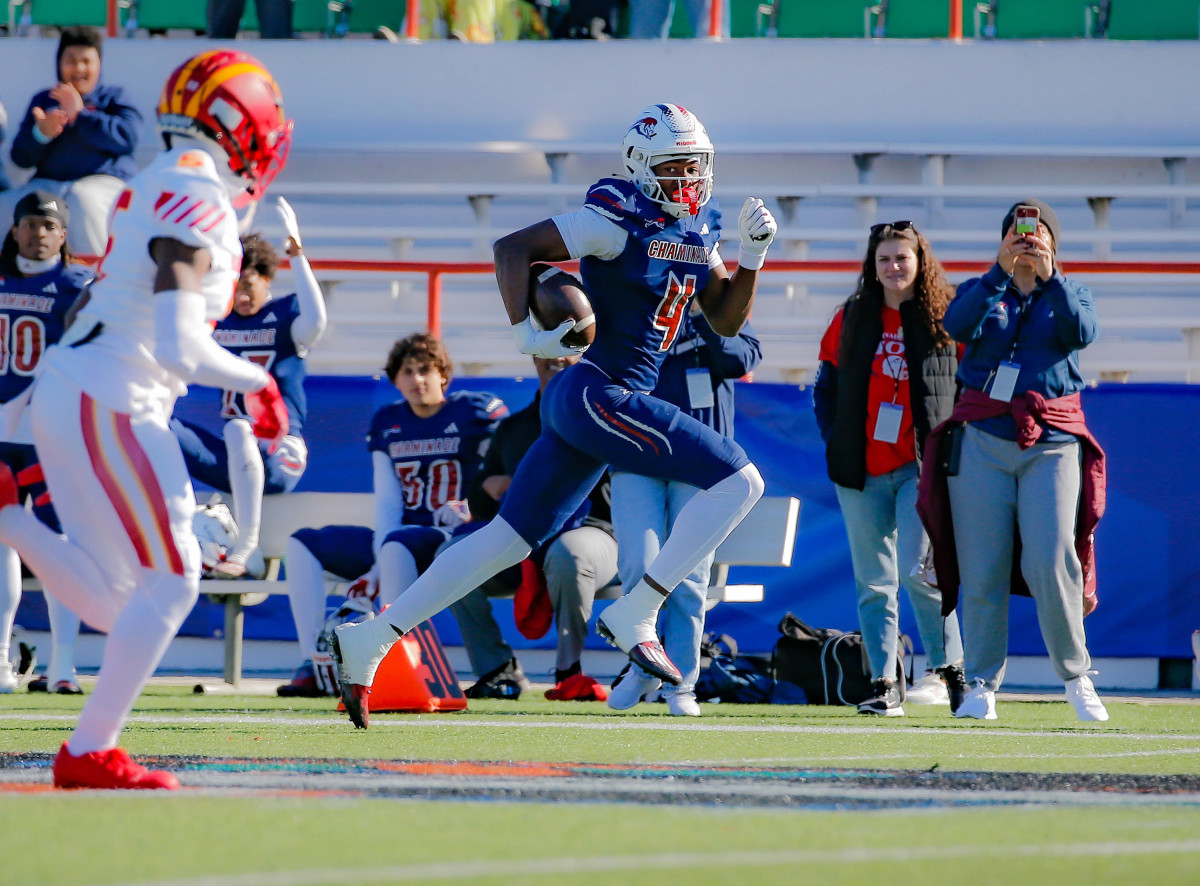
[579,178,722,393]
[0,263,89,404]
[366,390,508,527]
[213,293,308,436]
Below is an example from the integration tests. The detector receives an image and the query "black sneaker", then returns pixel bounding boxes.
[936,663,968,714]
[555,661,582,685]
[464,658,531,700]
[857,678,905,717]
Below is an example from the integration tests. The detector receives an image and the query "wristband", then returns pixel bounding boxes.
[737,246,767,271]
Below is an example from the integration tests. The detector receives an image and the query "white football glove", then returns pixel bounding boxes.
[511,316,588,359]
[432,499,471,530]
[737,197,777,270]
[276,196,303,251]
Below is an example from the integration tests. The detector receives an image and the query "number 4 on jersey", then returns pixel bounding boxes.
[652,271,697,351]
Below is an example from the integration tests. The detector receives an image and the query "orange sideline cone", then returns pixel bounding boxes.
[337,620,466,714]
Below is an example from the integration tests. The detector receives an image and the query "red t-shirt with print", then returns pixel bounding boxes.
[819,306,917,477]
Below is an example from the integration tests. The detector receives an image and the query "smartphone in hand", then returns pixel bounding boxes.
[1014,204,1040,238]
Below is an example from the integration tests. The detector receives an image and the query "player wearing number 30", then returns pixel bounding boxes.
[332,103,777,728]
[0,50,293,787]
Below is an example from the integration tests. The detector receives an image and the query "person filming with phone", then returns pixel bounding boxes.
[917,199,1108,724]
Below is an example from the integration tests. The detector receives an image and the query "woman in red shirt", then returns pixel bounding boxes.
[813,221,964,716]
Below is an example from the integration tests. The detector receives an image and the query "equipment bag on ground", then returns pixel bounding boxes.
[771,613,910,706]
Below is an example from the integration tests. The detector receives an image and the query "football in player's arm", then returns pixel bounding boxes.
[330,104,777,730]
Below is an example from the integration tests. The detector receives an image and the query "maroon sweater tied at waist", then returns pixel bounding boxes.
[916,388,1106,616]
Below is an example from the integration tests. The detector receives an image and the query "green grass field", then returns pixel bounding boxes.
[3,687,1200,885]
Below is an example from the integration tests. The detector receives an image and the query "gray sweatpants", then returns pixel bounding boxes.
[947,424,1091,690]
[448,526,619,678]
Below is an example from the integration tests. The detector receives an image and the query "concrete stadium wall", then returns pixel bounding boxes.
[1,37,1198,177]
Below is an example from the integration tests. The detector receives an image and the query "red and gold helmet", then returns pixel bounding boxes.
[158,50,293,203]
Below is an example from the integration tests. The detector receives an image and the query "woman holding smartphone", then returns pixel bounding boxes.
[813,220,965,717]
[920,200,1108,723]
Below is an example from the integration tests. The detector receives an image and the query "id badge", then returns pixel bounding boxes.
[990,361,1021,402]
[685,368,715,409]
[873,402,904,444]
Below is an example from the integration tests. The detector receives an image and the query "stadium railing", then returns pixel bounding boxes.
[190,492,798,685]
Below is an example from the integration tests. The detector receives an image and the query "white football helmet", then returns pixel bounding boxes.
[621,103,714,218]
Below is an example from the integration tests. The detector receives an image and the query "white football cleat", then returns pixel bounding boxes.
[596,595,681,685]
[330,615,392,729]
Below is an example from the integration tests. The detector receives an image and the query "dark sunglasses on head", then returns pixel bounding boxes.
[870,220,915,235]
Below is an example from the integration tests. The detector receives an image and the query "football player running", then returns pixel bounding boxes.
[171,211,327,579]
[333,103,776,728]
[0,50,293,788]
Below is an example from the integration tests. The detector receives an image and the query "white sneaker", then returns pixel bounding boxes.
[0,660,15,694]
[607,667,661,711]
[905,670,950,706]
[1065,672,1109,722]
[954,682,997,720]
[665,691,701,717]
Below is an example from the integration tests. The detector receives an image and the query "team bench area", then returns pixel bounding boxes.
[201,492,801,686]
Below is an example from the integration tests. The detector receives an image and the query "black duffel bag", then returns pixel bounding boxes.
[771,613,910,706]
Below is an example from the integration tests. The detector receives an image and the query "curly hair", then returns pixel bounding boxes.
[239,233,279,281]
[385,332,453,385]
[838,223,953,363]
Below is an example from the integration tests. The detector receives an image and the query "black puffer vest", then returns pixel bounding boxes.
[826,299,958,490]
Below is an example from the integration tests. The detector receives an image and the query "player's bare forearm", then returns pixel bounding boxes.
[697,266,757,337]
[494,221,570,325]
[149,237,211,294]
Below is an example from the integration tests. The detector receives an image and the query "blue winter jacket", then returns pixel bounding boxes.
[943,262,1099,442]
[10,83,141,182]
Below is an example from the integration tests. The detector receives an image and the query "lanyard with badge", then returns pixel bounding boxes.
[987,291,1033,402]
[873,329,905,444]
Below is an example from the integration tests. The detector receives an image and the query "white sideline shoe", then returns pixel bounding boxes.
[607,667,661,711]
[1065,672,1109,722]
[665,691,701,717]
[905,670,950,706]
[0,661,15,694]
[954,682,997,720]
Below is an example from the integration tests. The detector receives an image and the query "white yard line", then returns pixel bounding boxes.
[120,840,1200,886]
[2,711,1199,742]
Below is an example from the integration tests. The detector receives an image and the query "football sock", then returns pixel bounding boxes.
[45,592,81,686]
[0,506,120,633]
[367,517,530,645]
[377,540,419,607]
[0,545,20,666]
[646,464,763,592]
[223,420,264,564]
[284,537,327,662]
[68,571,196,756]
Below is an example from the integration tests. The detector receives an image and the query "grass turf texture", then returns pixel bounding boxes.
[2,688,1200,885]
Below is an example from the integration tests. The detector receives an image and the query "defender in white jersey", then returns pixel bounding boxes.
[0,50,293,790]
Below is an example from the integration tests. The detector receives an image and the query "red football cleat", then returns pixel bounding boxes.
[0,461,18,509]
[53,742,180,790]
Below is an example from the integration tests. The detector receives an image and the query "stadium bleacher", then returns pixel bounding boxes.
[6,0,1200,38]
